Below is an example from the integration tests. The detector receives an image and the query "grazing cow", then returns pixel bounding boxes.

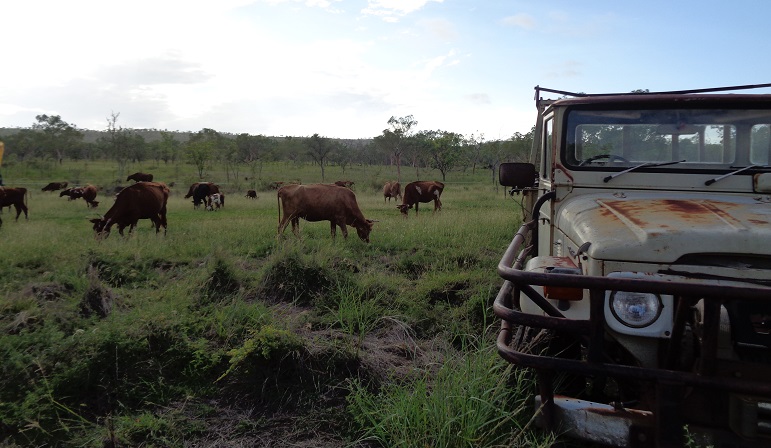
[90,182,169,237]
[42,181,68,192]
[397,181,444,217]
[334,180,354,189]
[81,184,99,208]
[60,185,99,207]
[246,189,257,199]
[268,181,285,190]
[60,187,83,200]
[383,181,402,203]
[184,182,221,209]
[191,182,221,209]
[208,193,222,211]
[277,183,375,242]
[0,187,29,225]
[127,172,154,183]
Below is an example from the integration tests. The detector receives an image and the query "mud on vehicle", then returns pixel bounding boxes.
[495,85,771,447]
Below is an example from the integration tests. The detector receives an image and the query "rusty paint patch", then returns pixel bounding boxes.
[597,199,749,230]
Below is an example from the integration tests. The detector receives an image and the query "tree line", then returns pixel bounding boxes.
[0,113,534,183]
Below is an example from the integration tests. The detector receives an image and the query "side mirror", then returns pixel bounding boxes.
[499,162,537,188]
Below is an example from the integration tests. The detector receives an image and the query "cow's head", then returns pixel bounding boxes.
[355,219,376,243]
[90,218,110,238]
[396,204,412,215]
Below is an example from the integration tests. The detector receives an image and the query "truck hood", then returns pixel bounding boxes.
[557,192,771,263]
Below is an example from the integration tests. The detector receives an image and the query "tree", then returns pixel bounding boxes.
[186,128,222,179]
[305,133,335,181]
[159,131,182,164]
[101,112,143,179]
[466,132,485,174]
[236,133,275,182]
[426,130,463,181]
[331,141,357,175]
[374,115,417,182]
[3,129,43,161]
[32,114,83,164]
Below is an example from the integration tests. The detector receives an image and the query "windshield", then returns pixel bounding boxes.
[565,108,771,170]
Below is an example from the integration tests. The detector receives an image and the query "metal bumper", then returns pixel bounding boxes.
[494,219,771,446]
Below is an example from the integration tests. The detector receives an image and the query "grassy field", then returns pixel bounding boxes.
[0,160,552,447]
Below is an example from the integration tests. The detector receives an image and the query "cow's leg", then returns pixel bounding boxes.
[290,218,301,238]
[14,203,28,221]
[277,215,292,238]
[330,222,337,239]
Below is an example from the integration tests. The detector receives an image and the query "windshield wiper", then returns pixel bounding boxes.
[603,160,686,183]
[704,165,769,186]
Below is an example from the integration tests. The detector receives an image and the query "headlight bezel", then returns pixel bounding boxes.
[603,272,674,339]
[608,290,664,328]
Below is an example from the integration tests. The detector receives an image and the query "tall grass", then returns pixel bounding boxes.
[346,341,554,448]
[0,161,543,446]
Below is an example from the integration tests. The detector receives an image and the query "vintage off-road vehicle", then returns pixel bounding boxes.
[495,85,771,447]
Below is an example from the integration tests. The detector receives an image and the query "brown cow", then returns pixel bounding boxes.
[334,180,354,189]
[383,181,402,203]
[62,186,98,207]
[397,181,444,217]
[245,189,257,199]
[81,185,99,208]
[90,181,169,237]
[42,181,68,192]
[127,172,154,182]
[0,187,29,225]
[277,183,375,242]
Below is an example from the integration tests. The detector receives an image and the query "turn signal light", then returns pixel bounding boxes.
[543,267,584,301]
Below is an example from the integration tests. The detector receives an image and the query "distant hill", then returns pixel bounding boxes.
[0,127,194,144]
[0,127,373,146]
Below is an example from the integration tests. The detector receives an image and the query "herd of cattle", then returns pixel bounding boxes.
[0,172,445,242]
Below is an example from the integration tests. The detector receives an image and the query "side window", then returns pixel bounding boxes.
[751,124,771,165]
[542,117,553,180]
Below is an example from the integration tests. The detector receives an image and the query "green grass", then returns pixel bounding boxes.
[0,160,542,447]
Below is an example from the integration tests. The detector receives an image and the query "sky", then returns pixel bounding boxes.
[3,0,771,140]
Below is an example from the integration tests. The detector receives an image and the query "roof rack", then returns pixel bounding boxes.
[534,83,771,101]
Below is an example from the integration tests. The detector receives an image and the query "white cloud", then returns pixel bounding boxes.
[362,0,444,21]
[501,13,536,30]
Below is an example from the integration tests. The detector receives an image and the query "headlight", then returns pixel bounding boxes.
[609,291,663,328]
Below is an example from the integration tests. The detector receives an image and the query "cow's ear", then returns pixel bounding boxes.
[89,218,100,223]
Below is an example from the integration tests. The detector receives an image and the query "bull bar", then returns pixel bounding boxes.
[494,217,771,447]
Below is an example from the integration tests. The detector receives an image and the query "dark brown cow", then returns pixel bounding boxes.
[42,181,68,192]
[90,182,169,237]
[334,180,354,189]
[183,182,221,208]
[0,187,29,226]
[127,172,154,182]
[277,183,375,242]
[60,187,83,200]
[245,189,257,199]
[383,181,402,203]
[397,181,444,217]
